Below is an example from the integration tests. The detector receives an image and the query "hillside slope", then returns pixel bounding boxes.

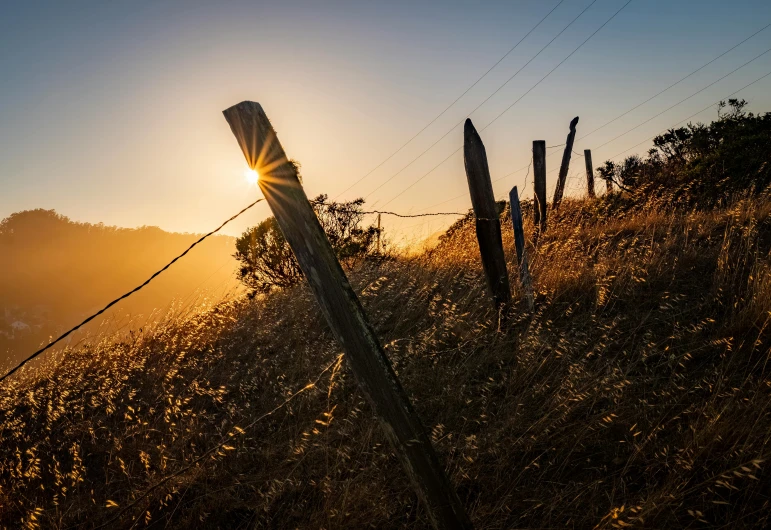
[0,210,240,366]
[1,191,770,529]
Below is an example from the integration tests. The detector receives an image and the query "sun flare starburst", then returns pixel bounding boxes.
[244,168,259,185]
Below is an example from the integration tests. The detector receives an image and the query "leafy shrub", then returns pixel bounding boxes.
[597,99,771,208]
[234,195,380,294]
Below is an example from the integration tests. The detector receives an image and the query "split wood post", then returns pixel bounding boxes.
[552,116,579,208]
[376,213,381,254]
[508,186,534,311]
[584,149,595,198]
[223,101,472,530]
[463,119,511,314]
[533,140,547,236]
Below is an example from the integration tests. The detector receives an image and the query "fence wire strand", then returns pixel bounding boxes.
[0,198,264,384]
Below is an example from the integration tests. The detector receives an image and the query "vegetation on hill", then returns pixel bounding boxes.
[234,195,380,295]
[1,106,771,528]
[0,210,238,365]
[595,99,771,211]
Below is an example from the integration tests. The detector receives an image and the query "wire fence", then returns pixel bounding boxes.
[5,17,771,385]
[0,198,265,384]
[0,196,517,384]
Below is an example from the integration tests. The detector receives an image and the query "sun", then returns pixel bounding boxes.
[244,168,259,185]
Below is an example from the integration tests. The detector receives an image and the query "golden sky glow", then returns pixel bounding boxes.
[2,1,771,242]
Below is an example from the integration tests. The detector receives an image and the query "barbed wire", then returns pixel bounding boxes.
[0,198,265,384]
[320,205,507,220]
[360,209,467,218]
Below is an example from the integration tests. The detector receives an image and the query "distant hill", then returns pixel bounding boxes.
[0,209,240,366]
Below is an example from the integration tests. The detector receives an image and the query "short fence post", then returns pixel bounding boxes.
[508,186,534,311]
[606,176,614,194]
[533,140,547,235]
[463,119,511,314]
[552,116,579,208]
[223,101,472,530]
[584,149,595,198]
[376,213,381,254]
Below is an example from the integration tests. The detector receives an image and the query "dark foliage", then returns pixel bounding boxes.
[597,99,771,208]
[234,195,380,294]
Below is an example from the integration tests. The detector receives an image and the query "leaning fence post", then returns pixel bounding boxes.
[223,101,472,530]
[584,149,595,198]
[508,186,534,311]
[463,119,511,314]
[552,116,579,208]
[533,140,547,235]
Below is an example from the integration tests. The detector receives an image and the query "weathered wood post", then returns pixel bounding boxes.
[552,116,579,208]
[584,149,595,198]
[463,119,511,314]
[533,140,547,235]
[508,186,534,311]
[606,176,614,194]
[376,213,382,254]
[223,101,472,530]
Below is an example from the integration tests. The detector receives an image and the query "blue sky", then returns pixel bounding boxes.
[2,0,771,238]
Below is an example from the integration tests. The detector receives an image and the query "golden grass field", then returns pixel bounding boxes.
[2,191,770,529]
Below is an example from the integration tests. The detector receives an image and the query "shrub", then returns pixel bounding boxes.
[597,99,771,208]
[234,194,380,294]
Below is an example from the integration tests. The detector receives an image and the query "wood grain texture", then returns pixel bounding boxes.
[584,149,596,198]
[223,101,472,530]
[463,119,511,313]
[552,116,579,208]
[533,140,547,235]
[508,186,534,311]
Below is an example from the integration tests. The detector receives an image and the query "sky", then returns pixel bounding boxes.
[2,0,771,240]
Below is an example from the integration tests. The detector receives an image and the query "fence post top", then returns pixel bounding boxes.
[224,100,263,112]
[463,118,478,137]
[570,116,580,130]
[223,101,286,174]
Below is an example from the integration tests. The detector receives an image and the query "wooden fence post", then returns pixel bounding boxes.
[463,119,511,314]
[508,186,534,311]
[533,140,547,235]
[552,116,579,208]
[584,149,595,198]
[376,213,381,254]
[223,101,472,530]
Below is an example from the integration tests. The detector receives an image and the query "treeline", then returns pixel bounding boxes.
[0,210,238,365]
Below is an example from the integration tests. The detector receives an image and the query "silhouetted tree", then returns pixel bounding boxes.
[234,195,380,295]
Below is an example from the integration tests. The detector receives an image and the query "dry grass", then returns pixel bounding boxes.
[2,192,771,529]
